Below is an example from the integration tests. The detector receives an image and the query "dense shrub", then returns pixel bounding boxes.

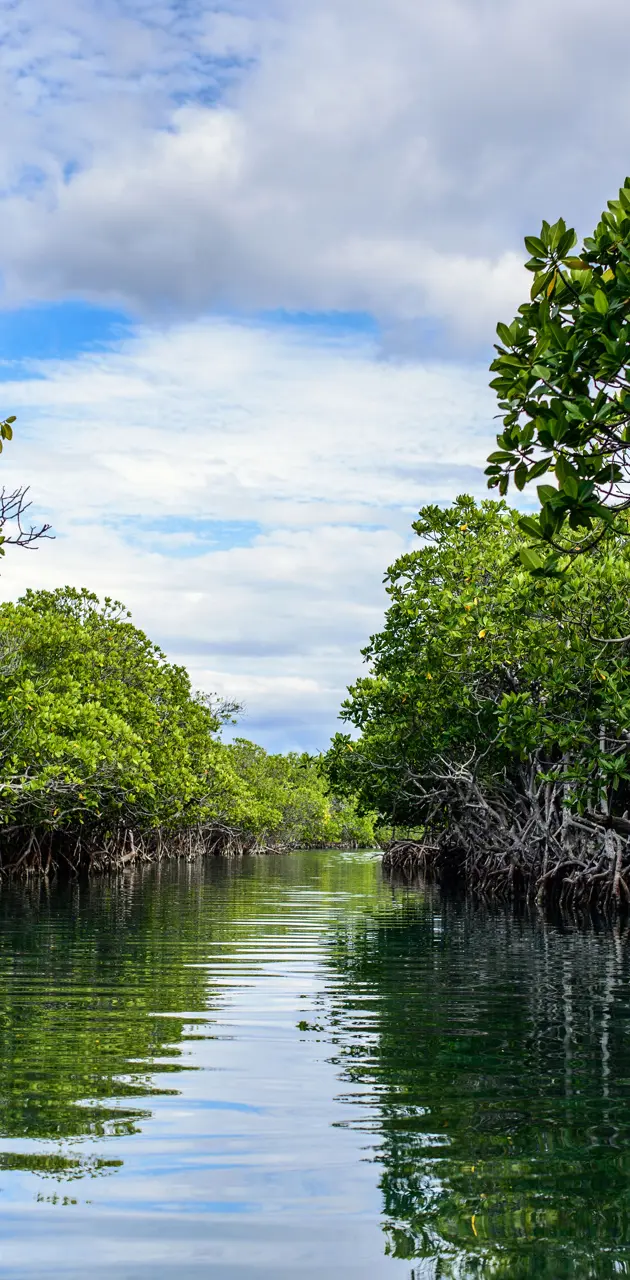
[0,587,375,867]
[326,497,630,907]
[228,739,376,849]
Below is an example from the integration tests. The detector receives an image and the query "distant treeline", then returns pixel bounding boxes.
[0,587,375,874]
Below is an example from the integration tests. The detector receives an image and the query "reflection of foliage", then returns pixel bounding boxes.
[327,888,630,1277]
[0,1153,122,1181]
[8,845,630,1277]
[0,852,382,1182]
[0,869,215,1169]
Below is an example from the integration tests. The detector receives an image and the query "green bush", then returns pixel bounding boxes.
[227,739,377,848]
[487,177,630,567]
[326,497,630,896]
[0,587,375,856]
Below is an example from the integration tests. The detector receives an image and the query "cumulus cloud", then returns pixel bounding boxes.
[3,0,630,338]
[0,317,494,747]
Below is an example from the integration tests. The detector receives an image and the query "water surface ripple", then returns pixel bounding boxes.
[0,851,629,1277]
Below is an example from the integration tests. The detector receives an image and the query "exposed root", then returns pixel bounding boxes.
[381,778,630,916]
[0,824,368,879]
[0,823,287,879]
[375,751,630,914]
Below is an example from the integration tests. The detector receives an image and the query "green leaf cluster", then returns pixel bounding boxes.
[226,738,376,848]
[487,180,630,559]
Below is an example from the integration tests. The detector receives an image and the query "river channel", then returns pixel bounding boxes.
[0,849,629,1277]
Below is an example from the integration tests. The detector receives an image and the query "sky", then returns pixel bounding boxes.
[0,0,629,750]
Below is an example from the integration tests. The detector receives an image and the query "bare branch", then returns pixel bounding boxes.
[0,486,52,551]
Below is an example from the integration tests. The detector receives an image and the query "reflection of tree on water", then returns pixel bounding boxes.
[3,848,629,1274]
[0,865,221,1179]
[0,858,292,1180]
[0,1152,122,1181]
[327,885,630,1278]
[0,851,380,1184]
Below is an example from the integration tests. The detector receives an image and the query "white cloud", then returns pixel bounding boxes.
[3,0,630,337]
[2,0,621,745]
[0,317,494,748]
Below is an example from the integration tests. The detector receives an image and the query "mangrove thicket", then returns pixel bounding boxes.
[0,586,375,873]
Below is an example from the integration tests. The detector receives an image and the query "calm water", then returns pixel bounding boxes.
[0,852,629,1277]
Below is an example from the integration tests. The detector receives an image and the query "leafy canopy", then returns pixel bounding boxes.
[0,586,234,831]
[327,497,630,827]
[0,587,374,849]
[487,178,630,569]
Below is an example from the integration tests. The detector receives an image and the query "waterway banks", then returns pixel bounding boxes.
[0,824,371,876]
[0,848,629,1278]
[383,826,630,915]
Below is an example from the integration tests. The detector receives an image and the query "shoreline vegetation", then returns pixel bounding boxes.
[328,499,630,915]
[0,587,376,877]
[0,825,372,878]
[8,181,630,909]
[327,178,630,916]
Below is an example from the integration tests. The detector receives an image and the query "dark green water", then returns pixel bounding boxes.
[0,851,629,1277]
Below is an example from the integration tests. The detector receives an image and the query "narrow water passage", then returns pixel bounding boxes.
[0,851,629,1277]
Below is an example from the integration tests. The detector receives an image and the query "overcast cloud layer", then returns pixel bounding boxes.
[3,0,630,339]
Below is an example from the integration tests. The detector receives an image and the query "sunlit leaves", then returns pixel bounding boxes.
[0,589,371,850]
[327,497,630,826]
[487,179,630,561]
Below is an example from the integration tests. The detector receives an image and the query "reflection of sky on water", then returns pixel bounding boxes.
[1,852,628,1278]
[0,854,410,1279]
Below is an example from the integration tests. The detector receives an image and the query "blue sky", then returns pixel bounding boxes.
[0,302,131,368]
[0,0,628,749]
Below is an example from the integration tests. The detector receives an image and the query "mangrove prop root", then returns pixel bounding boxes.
[382,833,630,914]
[380,766,630,915]
[0,824,290,879]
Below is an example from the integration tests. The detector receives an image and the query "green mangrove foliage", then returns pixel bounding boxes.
[486,177,630,568]
[327,496,630,907]
[0,587,373,870]
[228,739,375,850]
